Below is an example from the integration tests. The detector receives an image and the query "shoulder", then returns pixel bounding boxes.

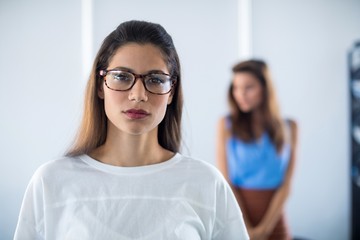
[177,154,227,183]
[176,154,236,204]
[284,118,298,145]
[217,116,231,137]
[217,116,226,130]
[30,156,81,183]
[285,118,298,136]
[21,156,81,198]
[178,154,221,174]
[218,115,232,128]
[285,118,297,130]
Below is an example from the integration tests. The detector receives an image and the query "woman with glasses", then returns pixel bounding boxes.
[14,20,249,240]
[216,60,298,240]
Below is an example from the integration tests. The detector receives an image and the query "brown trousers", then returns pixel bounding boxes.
[236,188,291,240]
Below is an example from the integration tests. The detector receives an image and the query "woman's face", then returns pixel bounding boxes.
[232,72,264,113]
[99,43,173,137]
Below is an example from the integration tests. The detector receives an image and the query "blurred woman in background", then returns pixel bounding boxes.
[216,59,298,240]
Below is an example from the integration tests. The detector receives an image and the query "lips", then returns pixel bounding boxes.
[124,109,150,119]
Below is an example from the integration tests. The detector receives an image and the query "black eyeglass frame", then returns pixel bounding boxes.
[99,69,176,95]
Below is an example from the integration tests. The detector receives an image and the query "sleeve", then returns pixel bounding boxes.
[13,169,45,240]
[212,177,249,240]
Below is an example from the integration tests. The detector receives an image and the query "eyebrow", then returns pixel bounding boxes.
[109,66,169,75]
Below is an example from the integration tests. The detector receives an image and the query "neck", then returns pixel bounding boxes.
[90,127,174,167]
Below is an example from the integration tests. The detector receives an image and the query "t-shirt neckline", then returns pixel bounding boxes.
[78,153,181,175]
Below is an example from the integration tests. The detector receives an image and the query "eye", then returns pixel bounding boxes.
[112,72,133,82]
[146,74,167,85]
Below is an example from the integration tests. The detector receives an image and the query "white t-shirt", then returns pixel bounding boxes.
[14,153,249,240]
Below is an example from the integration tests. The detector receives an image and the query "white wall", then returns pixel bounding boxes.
[251,0,360,239]
[0,0,83,239]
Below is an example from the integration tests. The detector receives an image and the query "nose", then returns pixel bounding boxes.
[128,77,148,102]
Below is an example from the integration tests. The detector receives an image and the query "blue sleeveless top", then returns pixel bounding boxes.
[226,119,291,189]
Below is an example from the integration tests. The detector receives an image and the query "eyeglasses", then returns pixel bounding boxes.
[99,69,175,95]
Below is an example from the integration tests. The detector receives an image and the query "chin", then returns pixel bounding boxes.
[126,125,158,136]
[125,128,148,136]
[239,106,253,113]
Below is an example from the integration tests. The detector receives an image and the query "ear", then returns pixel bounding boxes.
[98,83,104,99]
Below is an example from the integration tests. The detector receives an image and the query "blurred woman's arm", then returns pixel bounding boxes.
[215,117,253,230]
[216,117,230,179]
[255,120,298,238]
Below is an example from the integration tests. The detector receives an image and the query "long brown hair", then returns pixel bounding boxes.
[228,59,285,152]
[66,20,183,156]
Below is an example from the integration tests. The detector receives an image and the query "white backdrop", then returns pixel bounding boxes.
[0,0,357,239]
[0,1,83,239]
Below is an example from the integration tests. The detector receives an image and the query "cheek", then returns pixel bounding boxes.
[231,88,236,97]
[249,89,263,104]
[103,90,126,114]
[157,98,170,114]
[232,88,241,99]
[152,97,171,123]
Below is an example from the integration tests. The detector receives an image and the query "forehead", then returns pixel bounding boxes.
[108,43,169,73]
[233,72,259,85]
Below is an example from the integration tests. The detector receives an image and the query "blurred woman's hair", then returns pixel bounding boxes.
[228,59,285,152]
